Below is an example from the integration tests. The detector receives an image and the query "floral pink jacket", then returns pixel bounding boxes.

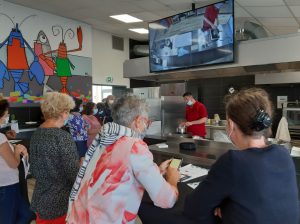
[67,136,177,224]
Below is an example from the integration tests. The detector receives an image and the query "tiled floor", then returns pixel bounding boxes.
[27,178,142,224]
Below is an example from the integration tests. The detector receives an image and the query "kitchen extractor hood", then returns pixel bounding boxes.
[124,33,300,82]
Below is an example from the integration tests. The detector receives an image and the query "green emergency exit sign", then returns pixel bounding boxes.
[106,76,113,83]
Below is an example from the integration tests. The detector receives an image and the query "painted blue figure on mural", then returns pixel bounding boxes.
[0,14,44,96]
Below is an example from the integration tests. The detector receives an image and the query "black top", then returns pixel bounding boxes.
[97,105,113,123]
[184,144,299,224]
[29,128,79,219]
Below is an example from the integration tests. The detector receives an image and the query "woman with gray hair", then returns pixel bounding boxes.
[30,92,80,224]
[67,96,180,224]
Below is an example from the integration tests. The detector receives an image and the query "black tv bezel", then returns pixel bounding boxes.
[148,0,235,74]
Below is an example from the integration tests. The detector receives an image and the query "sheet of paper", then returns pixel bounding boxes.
[187,182,200,189]
[179,164,209,182]
[22,156,30,179]
[156,143,168,148]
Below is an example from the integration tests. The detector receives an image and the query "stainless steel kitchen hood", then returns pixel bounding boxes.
[124,33,300,82]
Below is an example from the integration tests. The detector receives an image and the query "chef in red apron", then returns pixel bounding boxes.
[181,92,208,138]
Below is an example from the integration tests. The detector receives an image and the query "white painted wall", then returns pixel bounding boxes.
[92,29,129,87]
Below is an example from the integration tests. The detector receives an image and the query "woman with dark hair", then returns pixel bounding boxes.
[183,88,299,224]
[95,102,106,124]
[97,95,115,124]
[82,102,101,147]
[67,98,89,160]
[0,98,32,224]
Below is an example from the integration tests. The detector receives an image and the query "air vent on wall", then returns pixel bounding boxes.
[112,35,124,51]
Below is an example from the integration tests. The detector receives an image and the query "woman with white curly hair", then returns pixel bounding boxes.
[30,92,80,224]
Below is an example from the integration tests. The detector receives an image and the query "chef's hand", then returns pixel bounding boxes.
[179,122,186,127]
[159,159,172,175]
[185,122,193,127]
[6,130,16,139]
[214,207,222,219]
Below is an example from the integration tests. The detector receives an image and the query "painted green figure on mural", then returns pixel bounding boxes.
[44,26,82,94]
[56,57,75,77]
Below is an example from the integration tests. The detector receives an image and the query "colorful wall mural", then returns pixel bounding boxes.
[0,2,93,105]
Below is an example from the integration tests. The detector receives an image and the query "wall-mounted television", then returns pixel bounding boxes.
[148,0,234,73]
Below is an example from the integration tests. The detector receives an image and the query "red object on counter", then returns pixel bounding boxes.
[185,101,208,137]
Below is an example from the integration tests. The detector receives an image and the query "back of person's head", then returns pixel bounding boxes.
[182,92,193,98]
[41,92,75,120]
[0,99,9,118]
[106,95,115,106]
[71,97,83,113]
[112,95,148,127]
[225,88,273,138]
[96,102,105,110]
[83,102,96,115]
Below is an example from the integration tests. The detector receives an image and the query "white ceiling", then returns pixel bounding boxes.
[4,0,300,40]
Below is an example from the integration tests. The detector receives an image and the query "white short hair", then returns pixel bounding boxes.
[112,95,148,127]
[41,92,75,119]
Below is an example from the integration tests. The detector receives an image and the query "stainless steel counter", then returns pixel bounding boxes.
[205,124,226,140]
[149,137,234,167]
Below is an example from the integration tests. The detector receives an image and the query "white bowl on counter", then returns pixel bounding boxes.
[291,146,300,157]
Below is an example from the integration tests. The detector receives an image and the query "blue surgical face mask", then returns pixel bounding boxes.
[93,108,98,115]
[187,100,193,106]
[64,119,69,126]
[79,106,83,113]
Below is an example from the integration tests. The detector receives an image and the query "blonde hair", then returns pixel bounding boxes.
[41,92,75,120]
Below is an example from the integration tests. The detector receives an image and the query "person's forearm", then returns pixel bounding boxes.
[190,117,207,125]
[14,154,20,165]
[88,128,100,135]
[13,148,21,166]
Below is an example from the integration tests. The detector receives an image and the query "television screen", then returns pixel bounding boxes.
[148,0,234,73]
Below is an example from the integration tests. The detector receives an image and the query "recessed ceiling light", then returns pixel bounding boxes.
[110,14,142,23]
[129,28,149,34]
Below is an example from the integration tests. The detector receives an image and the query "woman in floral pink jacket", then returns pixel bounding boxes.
[67,96,180,224]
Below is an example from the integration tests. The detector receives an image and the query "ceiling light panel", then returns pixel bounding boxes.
[129,28,149,34]
[110,14,142,23]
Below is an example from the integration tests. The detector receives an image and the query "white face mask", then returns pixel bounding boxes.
[187,100,193,106]
[4,116,9,124]
[139,120,149,139]
[93,108,98,115]
[108,100,114,105]
[226,122,238,149]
